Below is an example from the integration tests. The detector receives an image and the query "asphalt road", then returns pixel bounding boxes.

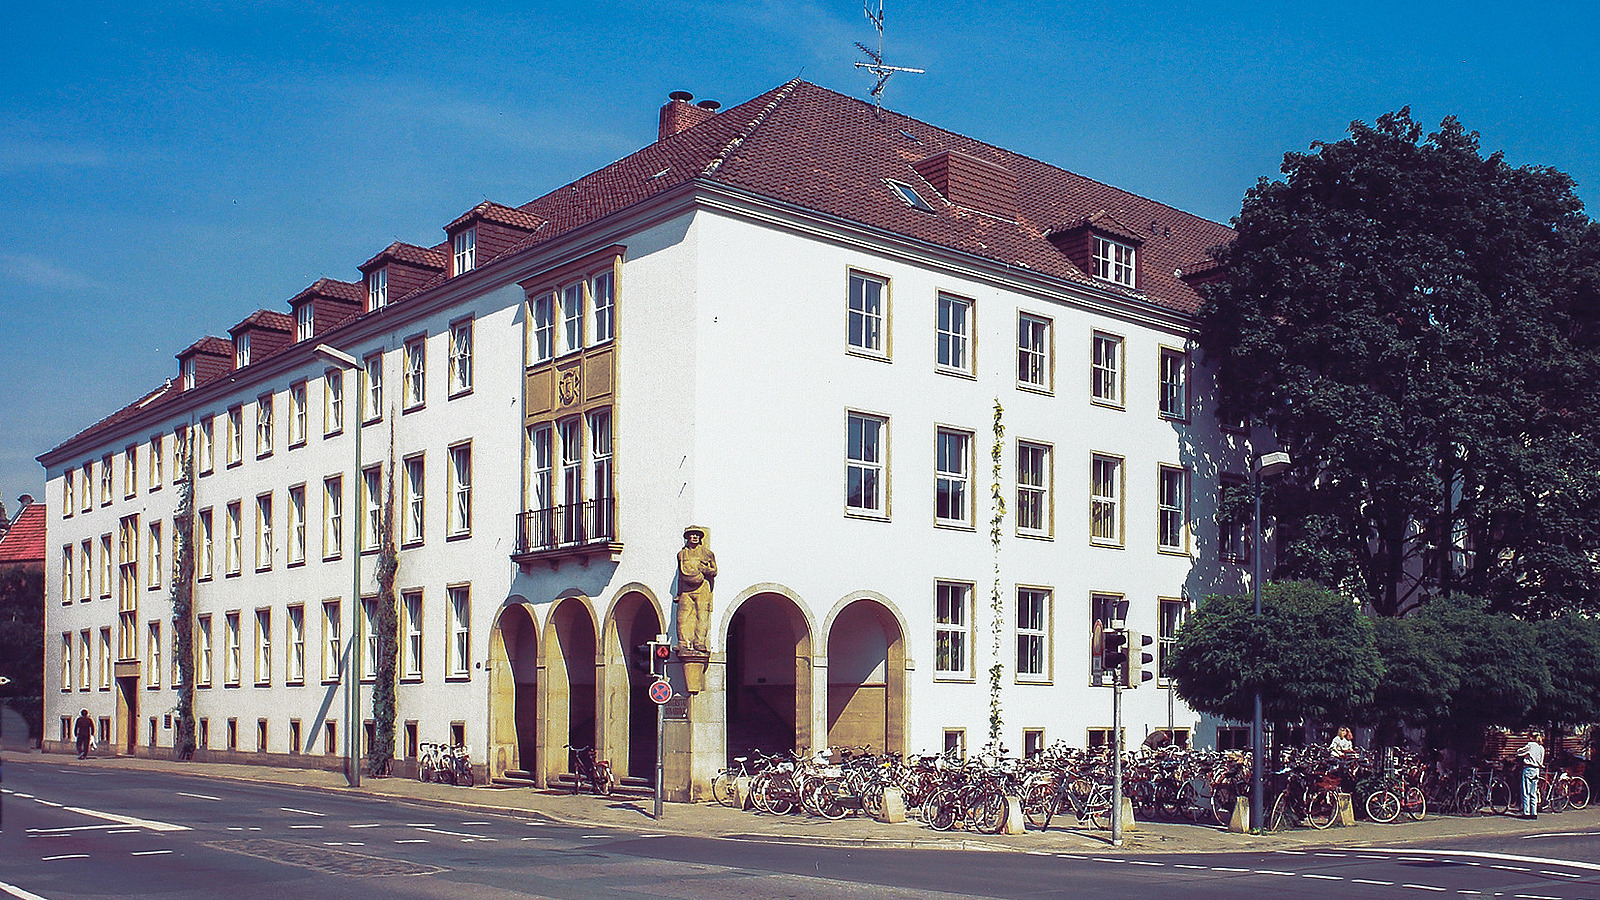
[4,760,1598,899]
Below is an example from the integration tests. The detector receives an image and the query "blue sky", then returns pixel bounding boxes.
[3,0,1597,507]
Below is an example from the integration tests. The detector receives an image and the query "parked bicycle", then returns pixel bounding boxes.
[567,744,615,795]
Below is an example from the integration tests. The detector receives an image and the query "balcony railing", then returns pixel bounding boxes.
[514,498,616,559]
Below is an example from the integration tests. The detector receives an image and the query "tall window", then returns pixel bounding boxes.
[448,442,473,537]
[935,428,972,526]
[1091,332,1123,406]
[527,425,552,514]
[1016,442,1051,536]
[255,395,274,456]
[198,510,213,579]
[225,501,242,575]
[150,434,163,490]
[99,533,112,598]
[60,633,71,692]
[452,227,476,274]
[147,621,162,688]
[296,302,314,342]
[361,598,378,680]
[321,601,341,683]
[147,521,162,589]
[1017,313,1051,390]
[226,406,243,465]
[1158,466,1187,553]
[446,586,470,679]
[224,611,241,685]
[561,282,584,354]
[531,292,555,363]
[1016,588,1051,682]
[254,609,272,685]
[98,628,111,689]
[255,493,273,570]
[847,270,886,356]
[79,630,91,690]
[101,454,113,503]
[586,413,609,533]
[401,592,423,680]
[124,445,137,496]
[1159,348,1188,419]
[1093,236,1136,287]
[235,332,251,368]
[199,416,215,473]
[196,615,213,686]
[288,485,306,564]
[362,353,383,423]
[117,518,137,658]
[846,412,887,516]
[448,319,473,395]
[936,293,971,373]
[64,467,75,516]
[323,477,342,559]
[590,271,614,344]
[81,460,93,510]
[362,467,382,552]
[79,540,91,600]
[403,455,425,545]
[286,605,305,684]
[558,419,582,541]
[288,381,307,445]
[181,356,196,390]
[934,581,971,678]
[61,547,72,604]
[1090,593,1125,684]
[1090,454,1123,546]
[324,368,344,434]
[1158,598,1189,684]
[368,267,387,310]
[403,338,426,409]
[1219,476,1251,563]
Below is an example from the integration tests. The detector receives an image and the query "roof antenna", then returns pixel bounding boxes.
[854,0,923,118]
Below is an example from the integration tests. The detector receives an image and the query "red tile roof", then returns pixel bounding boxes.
[291,278,364,305]
[43,80,1231,463]
[228,309,295,335]
[177,336,234,359]
[0,503,48,564]
[445,201,546,234]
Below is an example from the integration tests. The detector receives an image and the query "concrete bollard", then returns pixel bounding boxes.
[1001,795,1027,834]
[877,786,907,824]
[1335,792,1356,826]
[1119,797,1139,832]
[733,776,752,810]
[1229,795,1252,832]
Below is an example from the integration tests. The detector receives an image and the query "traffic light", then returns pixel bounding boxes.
[1101,628,1128,682]
[633,641,672,676]
[1125,630,1155,688]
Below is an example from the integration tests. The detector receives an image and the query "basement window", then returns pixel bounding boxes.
[886,179,935,212]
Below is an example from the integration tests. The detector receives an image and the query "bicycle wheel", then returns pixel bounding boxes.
[457,761,475,787]
[1366,789,1400,823]
[1488,777,1511,816]
[1403,785,1426,820]
[749,773,773,813]
[598,764,614,796]
[1266,792,1293,832]
[417,757,432,783]
[1211,783,1237,826]
[1177,780,1201,822]
[1023,781,1057,829]
[816,783,849,820]
[971,790,1007,834]
[711,773,739,808]
[1086,790,1113,831]
[925,789,958,831]
[1307,790,1338,829]
[1454,781,1484,817]
[1566,776,1590,810]
[860,783,885,820]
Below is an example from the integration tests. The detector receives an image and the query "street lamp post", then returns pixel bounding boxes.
[316,344,363,788]
[1250,450,1290,832]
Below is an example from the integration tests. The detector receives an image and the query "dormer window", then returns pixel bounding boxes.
[235,332,251,368]
[453,228,476,275]
[296,303,314,342]
[886,179,935,212]
[1093,236,1136,288]
[181,357,196,391]
[368,268,388,310]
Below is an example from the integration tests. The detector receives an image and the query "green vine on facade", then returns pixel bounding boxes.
[369,423,400,777]
[988,399,1006,743]
[170,433,197,759]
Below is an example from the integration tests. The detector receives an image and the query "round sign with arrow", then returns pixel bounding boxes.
[648,678,672,705]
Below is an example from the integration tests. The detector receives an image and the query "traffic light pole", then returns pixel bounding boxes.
[1111,679,1124,847]
[654,692,664,821]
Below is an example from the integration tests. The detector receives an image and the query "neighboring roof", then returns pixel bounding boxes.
[0,503,47,564]
[446,201,546,234]
[43,79,1231,463]
[228,309,295,335]
[177,336,234,359]
[289,278,364,306]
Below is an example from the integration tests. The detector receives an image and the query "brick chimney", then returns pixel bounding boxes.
[658,91,719,140]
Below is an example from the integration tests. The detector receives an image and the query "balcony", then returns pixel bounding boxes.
[512,498,621,566]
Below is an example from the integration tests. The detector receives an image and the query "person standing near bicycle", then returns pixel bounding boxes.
[1517,733,1545,819]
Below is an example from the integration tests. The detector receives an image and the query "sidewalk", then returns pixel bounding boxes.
[12,749,1593,855]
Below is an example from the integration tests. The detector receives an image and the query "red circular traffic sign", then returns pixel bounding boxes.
[648,679,673,704]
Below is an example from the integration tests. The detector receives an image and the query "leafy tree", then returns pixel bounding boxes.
[1198,109,1600,617]
[1411,595,1549,750]
[1531,614,1600,731]
[0,566,44,740]
[1366,614,1460,747]
[1168,581,1381,726]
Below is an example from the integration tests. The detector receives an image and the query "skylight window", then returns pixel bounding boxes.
[886,179,935,212]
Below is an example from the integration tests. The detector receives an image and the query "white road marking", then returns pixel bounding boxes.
[279,807,325,817]
[34,801,63,808]
[288,825,323,830]
[60,805,188,833]
[1402,885,1447,893]
[130,850,172,857]
[106,829,140,835]
[1523,830,1600,838]
[1358,848,1600,874]
[1253,870,1294,877]
[1057,854,1088,860]
[0,877,53,900]
[1127,861,1162,867]
[1174,864,1207,870]
[1399,857,1433,862]
[1315,852,1348,858]
[40,855,89,862]
[422,828,497,840]
[1303,874,1342,880]
[1456,892,1482,896]
[640,834,666,838]
[349,823,383,829]
[1490,865,1531,872]
[405,823,436,828]
[460,821,492,826]
[1354,879,1395,886]
[177,792,221,801]
[1538,871,1578,878]
[582,835,608,840]
[27,824,126,834]
[1210,866,1249,872]
[395,839,428,844]
[1513,896,1559,900]
[15,793,35,799]
[1093,858,1124,864]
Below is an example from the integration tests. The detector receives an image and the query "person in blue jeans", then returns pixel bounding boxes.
[1518,733,1545,819]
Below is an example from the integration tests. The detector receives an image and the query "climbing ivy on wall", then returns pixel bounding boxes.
[369,426,400,776]
[170,435,197,759]
[988,399,1006,743]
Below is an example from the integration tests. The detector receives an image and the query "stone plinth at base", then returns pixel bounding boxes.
[877,787,907,823]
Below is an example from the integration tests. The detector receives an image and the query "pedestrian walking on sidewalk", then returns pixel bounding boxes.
[1518,733,1545,819]
[74,709,93,759]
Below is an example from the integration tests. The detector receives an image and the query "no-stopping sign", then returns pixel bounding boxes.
[648,679,673,704]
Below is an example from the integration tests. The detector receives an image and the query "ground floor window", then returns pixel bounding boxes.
[1217,726,1250,750]
[943,728,966,759]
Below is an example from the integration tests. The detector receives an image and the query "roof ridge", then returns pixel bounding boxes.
[701,78,802,179]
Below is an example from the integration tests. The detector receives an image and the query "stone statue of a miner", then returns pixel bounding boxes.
[675,525,716,653]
